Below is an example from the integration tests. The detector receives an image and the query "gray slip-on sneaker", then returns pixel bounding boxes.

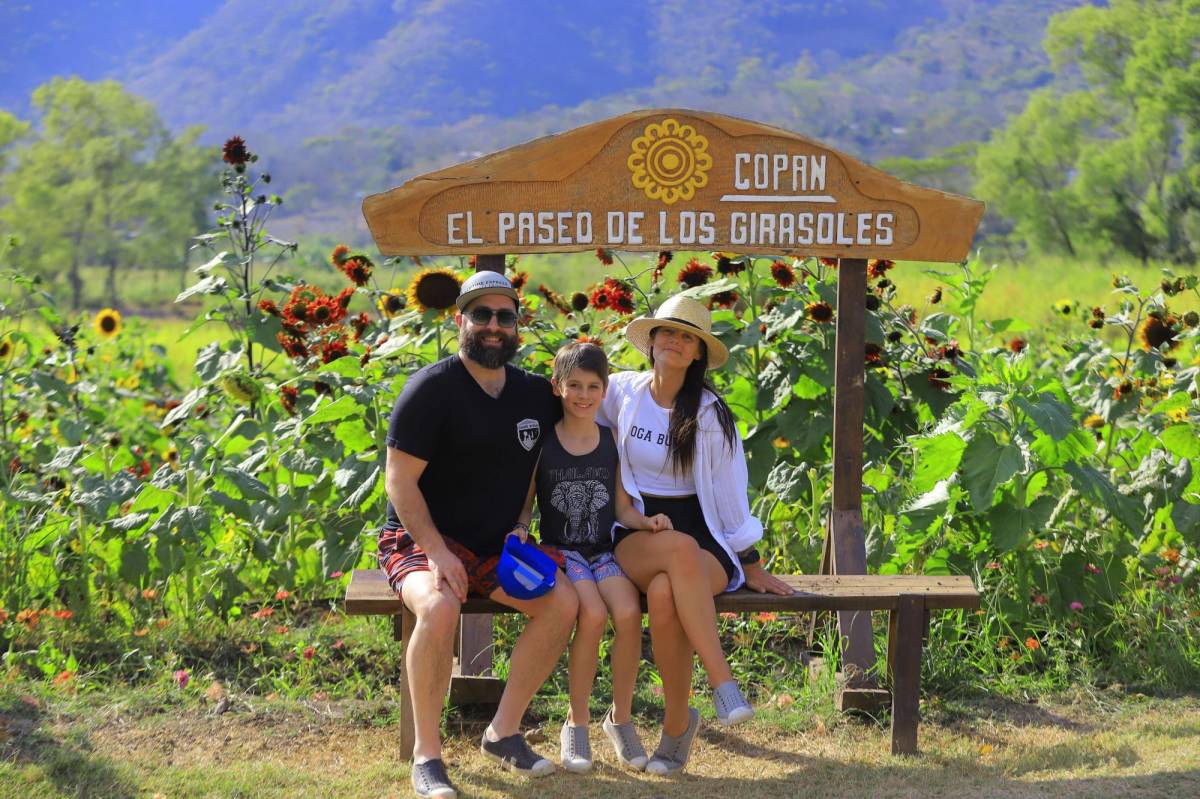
[645,707,700,776]
[480,731,556,776]
[713,680,755,726]
[411,758,457,799]
[560,721,593,773]
[601,706,648,770]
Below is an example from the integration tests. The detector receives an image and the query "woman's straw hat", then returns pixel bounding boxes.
[624,294,729,369]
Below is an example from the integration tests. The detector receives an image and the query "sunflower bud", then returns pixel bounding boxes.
[220,371,262,404]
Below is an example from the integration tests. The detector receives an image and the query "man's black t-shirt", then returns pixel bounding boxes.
[384,355,559,557]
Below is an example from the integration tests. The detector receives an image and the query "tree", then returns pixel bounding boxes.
[0,78,212,308]
[975,0,1200,262]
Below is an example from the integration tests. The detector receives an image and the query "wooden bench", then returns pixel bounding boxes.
[345,569,979,756]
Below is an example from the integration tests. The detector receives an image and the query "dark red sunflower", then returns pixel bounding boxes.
[770,261,796,288]
[538,284,571,314]
[279,386,299,415]
[1138,313,1179,351]
[330,244,351,267]
[595,248,614,266]
[337,255,372,287]
[806,301,834,324]
[1008,338,1026,353]
[258,299,280,317]
[677,258,712,288]
[710,290,739,309]
[867,259,895,279]
[222,136,249,166]
[570,292,589,312]
[714,253,744,275]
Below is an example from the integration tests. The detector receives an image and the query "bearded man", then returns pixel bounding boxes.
[379,271,576,798]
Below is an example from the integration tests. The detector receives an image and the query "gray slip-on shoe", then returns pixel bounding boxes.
[713,680,755,726]
[601,706,648,770]
[411,758,457,799]
[480,731,556,776]
[645,707,700,776]
[560,721,593,773]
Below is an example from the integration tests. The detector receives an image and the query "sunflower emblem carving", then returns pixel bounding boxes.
[627,118,712,206]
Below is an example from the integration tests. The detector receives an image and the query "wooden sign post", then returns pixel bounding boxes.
[363,109,983,711]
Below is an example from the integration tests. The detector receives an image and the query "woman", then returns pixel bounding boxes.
[598,294,792,776]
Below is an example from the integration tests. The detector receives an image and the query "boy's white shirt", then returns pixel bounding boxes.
[597,370,764,591]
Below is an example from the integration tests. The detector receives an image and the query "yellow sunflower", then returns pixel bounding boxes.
[0,336,13,361]
[377,288,407,319]
[93,308,122,339]
[406,268,462,313]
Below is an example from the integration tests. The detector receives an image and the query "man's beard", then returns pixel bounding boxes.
[461,327,518,368]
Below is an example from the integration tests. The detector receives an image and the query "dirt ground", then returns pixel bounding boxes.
[2,691,1198,798]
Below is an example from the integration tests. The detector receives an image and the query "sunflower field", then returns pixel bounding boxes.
[1,139,1198,690]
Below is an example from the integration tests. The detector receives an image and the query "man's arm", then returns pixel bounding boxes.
[386,446,469,601]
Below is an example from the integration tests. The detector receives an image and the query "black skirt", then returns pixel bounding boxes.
[614,494,738,583]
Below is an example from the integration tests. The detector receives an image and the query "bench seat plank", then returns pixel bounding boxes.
[345,569,979,615]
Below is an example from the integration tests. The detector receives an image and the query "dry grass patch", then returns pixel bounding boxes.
[1,693,1198,798]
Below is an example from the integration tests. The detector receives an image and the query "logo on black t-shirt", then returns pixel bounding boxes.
[516,418,541,451]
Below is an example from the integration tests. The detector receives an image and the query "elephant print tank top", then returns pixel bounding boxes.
[535,423,619,558]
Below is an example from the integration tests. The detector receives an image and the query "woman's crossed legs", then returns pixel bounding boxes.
[615,529,730,737]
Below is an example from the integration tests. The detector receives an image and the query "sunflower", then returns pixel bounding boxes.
[1138,313,1179,351]
[713,252,745,275]
[867,259,895,279]
[0,337,12,360]
[570,292,589,312]
[93,308,122,339]
[1082,414,1105,429]
[710,290,739,309]
[222,136,249,166]
[677,258,712,288]
[220,371,262,404]
[1053,299,1073,316]
[805,301,834,324]
[378,289,407,318]
[407,268,462,313]
[770,260,796,288]
[1008,338,1026,353]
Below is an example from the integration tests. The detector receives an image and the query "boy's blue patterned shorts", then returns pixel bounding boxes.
[561,549,626,584]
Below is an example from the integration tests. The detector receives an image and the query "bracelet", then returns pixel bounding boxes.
[513,521,530,531]
[736,546,761,566]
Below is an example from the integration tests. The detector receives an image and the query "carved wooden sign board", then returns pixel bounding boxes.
[363,109,983,262]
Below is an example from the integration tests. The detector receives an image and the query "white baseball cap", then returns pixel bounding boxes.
[456,270,519,310]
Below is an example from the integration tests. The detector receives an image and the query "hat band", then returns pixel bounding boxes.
[654,316,707,334]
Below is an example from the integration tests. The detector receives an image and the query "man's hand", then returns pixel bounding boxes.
[426,544,468,602]
[509,523,529,543]
[742,562,793,595]
[646,513,673,533]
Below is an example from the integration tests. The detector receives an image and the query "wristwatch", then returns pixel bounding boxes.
[736,546,761,566]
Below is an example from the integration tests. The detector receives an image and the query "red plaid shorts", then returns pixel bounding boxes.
[377,525,564,598]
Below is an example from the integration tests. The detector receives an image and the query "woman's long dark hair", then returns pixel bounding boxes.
[650,332,737,475]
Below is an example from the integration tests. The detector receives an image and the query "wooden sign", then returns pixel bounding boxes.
[362,109,984,262]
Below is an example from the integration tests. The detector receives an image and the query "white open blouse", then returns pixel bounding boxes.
[597,370,764,591]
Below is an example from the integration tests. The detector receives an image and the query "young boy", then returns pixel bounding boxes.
[512,342,671,773]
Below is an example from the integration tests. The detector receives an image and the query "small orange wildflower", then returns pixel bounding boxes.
[1025,637,1041,651]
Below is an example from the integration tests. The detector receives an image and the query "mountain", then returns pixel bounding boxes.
[1,0,1085,236]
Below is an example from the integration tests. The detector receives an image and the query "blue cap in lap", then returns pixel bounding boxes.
[496,535,557,600]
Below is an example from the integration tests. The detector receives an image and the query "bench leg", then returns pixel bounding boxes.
[394,607,417,759]
[888,594,924,755]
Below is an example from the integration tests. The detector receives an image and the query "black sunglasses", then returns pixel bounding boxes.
[466,307,519,328]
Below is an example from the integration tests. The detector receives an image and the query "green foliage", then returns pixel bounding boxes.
[975,0,1200,262]
[1,144,1198,695]
[0,78,214,309]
